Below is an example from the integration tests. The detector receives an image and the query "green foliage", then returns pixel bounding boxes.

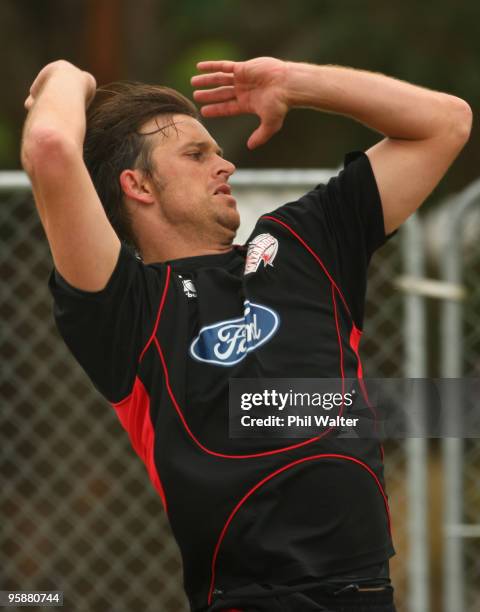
[165,40,241,95]
[2,0,478,199]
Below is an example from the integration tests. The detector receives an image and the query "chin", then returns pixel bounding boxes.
[215,207,240,233]
[225,211,241,235]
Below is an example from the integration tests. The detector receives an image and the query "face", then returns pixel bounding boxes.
[141,114,239,244]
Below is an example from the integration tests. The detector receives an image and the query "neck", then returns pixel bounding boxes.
[139,222,236,263]
[141,240,234,264]
[132,206,238,264]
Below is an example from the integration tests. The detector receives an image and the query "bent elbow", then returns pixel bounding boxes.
[21,128,79,177]
[444,96,473,146]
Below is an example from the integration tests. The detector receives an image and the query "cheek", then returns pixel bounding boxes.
[160,184,205,221]
[153,167,210,216]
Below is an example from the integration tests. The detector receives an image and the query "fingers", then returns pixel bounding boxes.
[191,71,234,89]
[196,60,236,73]
[247,115,284,150]
[191,62,238,117]
[247,127,270,150]
[193,86,235,104]
[200,100,242,118]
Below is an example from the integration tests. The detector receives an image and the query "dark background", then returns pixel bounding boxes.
[1,0,477,206]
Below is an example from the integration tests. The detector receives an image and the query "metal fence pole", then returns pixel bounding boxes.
[0,170,31,191]
[402,216,429,612]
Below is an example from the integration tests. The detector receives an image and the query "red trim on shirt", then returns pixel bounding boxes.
[348,325,378,426]
[331,285,345,380]
[112,376,167,512]
[207,452,392,605]
[139,265,172,363]
[349,325,363,379]
[154,336,342,458]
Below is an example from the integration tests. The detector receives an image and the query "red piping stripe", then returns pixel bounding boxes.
[207,453,392,605]
[349,325,363,380]
[262,215,352,318]
[349,325,378,425]
[154,336,341,458]
[139,265,172,363]
[331,285,345,380]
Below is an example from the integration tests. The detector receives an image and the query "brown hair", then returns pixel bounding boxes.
[83,82,200,249]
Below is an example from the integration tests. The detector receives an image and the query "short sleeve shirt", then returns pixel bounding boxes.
[49,151,396,611]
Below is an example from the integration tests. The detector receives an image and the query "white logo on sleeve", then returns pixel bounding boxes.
[244,233,279,275]
[178,275,197,298]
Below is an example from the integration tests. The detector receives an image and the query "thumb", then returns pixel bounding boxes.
[247,114,284,150]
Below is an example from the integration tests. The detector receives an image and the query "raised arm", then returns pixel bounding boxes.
[192,57,472,233]
[21,60,121,291]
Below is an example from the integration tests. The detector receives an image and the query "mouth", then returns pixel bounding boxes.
[213,183,232,196]
[213,184,236,205]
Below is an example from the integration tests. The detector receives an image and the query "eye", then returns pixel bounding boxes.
[187,151,204,160]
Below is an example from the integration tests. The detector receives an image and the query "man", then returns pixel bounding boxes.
[21,57,471,612]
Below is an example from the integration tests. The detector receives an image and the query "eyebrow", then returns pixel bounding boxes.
[179,140,224,157]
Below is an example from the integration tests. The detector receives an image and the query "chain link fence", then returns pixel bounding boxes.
[462,230,480,612]
[439,187,480,612]
[2,171,417,611]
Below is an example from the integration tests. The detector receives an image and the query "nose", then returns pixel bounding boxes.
[216,155,236,179]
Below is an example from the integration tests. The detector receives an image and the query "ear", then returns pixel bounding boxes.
[119,169,156,205]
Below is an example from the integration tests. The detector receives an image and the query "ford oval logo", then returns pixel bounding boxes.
[189,300,280,366]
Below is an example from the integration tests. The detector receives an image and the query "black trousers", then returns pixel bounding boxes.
[274,585,397,612]
[209,561,397,612]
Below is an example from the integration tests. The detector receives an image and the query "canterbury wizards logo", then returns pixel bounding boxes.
[244,233,279,275]
[189,300,280,366]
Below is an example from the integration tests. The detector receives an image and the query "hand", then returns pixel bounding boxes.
[191,57,289,150]
[24,60,97,112]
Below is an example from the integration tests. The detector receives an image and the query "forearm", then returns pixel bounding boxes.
[22,63,95,166]
[284,62,468,141]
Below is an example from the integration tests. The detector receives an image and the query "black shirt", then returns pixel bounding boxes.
[49,151,395,612]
